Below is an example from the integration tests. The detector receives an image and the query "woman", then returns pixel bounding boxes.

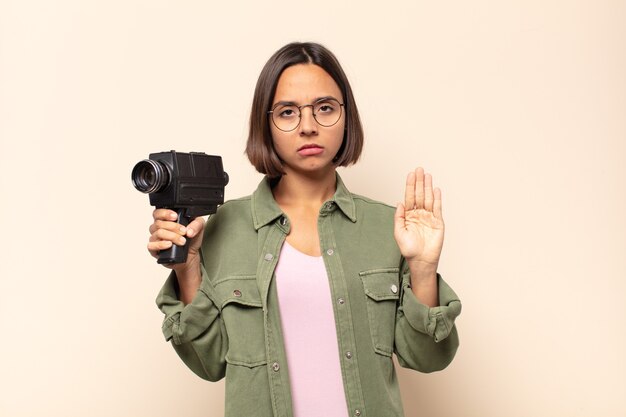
[149,42,461,417]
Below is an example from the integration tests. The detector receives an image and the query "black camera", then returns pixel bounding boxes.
[132,150,229,264]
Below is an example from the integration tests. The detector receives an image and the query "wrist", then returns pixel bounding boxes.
[406,260,439,307]
[407,259,438,285]
[407,258,438,273]
[174,258,201,293]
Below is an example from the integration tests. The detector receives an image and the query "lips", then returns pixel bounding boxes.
[297,143,323,151]
[297,144,324,156]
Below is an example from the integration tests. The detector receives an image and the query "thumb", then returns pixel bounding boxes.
[393,202,406,235]
[186,216,206,240]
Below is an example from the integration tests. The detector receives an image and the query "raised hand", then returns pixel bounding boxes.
[393,167,445,269]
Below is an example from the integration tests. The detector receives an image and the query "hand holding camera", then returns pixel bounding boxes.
[133,150,228,303]
[147,208,206,270]
[132,150,228,264]
[147,208,206,302]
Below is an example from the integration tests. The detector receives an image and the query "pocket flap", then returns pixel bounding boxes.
[214,276,262,309]
[359,268,400,301]
[225,355,268,368]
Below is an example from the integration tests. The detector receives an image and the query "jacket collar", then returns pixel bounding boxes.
[251,173,357,230]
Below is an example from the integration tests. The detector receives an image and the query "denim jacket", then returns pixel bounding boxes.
[156,174,461,417]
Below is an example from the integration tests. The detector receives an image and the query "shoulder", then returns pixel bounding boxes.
[200,195,257,258]
[347,193,396,236]
[204,194,253,234]
[351,193,395,209]
[216,194,253,215]
[351,193,395,217]
[345,193,401,261]
[200,194,259,277]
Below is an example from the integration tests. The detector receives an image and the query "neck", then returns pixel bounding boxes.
[272,169,337,208]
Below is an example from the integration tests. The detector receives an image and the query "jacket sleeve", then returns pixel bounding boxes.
[394,265,462,373]
[155,263,228,382]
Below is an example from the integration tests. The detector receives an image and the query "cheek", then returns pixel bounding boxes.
[270,129,291,158]
[331,120,346,147]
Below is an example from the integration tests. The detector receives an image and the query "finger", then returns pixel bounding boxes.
[404,171,416,210]
[153,208,179,221]
[414,167,425,210]
[433,187,443,219]
[186,216,206,239]
[147,240,173,258]
[152,228,187,246]
[424,173,434,212]
[149,219,187,235]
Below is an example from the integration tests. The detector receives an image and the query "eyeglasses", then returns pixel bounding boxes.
[268,97,344,132]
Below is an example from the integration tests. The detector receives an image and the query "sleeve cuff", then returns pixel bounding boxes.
[401,273,462,342]
[155,266,220,345]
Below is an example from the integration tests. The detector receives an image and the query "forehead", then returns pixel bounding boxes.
[273,64,343,104]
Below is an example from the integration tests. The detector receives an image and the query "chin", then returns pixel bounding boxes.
[286,162,335,176]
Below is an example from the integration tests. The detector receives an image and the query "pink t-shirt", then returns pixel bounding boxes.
[274,240,349,417]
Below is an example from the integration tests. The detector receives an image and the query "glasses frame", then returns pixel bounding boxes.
[267,98,345,132]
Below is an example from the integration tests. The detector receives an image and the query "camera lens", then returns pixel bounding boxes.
[131,159,170,194]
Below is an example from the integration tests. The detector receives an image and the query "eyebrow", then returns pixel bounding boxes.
[272,96,339,107]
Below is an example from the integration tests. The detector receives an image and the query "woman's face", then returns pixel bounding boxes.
[269,64,345,177]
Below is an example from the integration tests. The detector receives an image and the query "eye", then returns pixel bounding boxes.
[315,102,336,113]
[277,106,298,118]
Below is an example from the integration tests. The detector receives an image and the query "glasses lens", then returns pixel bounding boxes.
[272,104,300,131]
[313,99,342,127]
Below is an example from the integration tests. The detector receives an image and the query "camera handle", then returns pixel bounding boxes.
[157,209,193,265]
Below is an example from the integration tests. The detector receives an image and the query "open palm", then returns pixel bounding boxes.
[394,167,445,267]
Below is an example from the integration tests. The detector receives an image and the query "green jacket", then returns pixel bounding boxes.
[156,174,461,417]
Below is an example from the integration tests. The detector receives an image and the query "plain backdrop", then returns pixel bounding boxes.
[1,1,625,416]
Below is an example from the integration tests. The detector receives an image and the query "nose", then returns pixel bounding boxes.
[299,105,318,136]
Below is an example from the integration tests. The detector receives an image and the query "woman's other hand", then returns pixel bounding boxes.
[393,167,445,271]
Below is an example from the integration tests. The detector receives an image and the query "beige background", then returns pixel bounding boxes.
[1,0,625,416]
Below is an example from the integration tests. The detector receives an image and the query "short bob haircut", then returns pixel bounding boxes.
[245,42,364,178]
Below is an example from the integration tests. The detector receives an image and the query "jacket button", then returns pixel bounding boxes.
[345,351,353,359]
[390,284,398,294]
[233,290,242,297]
[338,297,345,305]
[279,216,287,226]
[326,249,334,256]
[272,362,280,372]
[264,253,274,261]
[354,410,362,416]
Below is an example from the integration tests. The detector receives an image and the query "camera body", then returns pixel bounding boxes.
[132,150,229,264]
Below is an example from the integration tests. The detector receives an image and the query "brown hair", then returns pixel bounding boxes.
[245,42,364,178]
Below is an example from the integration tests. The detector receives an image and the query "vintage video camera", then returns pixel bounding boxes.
[132,150,229,264]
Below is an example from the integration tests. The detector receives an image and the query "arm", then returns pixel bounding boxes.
[147,208,207,304]
[149,209,227,381]
[393,167,445,307]
[156,265,228,382]
[394,266,461,372]
[392,167,461,371]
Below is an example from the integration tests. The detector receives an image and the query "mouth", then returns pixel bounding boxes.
[297,143,324,156]
[297,144,323,151]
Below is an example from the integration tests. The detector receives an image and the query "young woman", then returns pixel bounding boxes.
[148,42,461,417]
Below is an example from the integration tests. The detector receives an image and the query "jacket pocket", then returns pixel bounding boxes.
[359,268,400,357]
[214,276,267,367]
